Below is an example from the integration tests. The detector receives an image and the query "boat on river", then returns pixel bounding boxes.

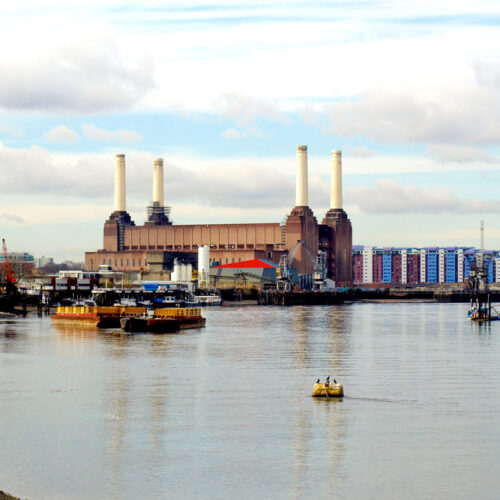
[120,307,206,333]
[51,305,206,331]
[120,316,181,333]
[312,382,344,398]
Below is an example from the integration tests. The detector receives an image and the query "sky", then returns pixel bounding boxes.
[1,0,500,261]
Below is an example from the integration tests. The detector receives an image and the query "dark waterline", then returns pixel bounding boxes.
[1,303,499,499]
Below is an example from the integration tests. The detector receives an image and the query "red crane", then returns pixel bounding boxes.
[2,238,17,284]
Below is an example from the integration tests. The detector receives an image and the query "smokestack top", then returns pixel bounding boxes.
[296,145,308,206]
[114,153,126,212]
[154,158,163,166]
[330,149,343,210]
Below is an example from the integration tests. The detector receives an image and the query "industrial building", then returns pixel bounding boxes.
[0,251,34,278]
[353,246,499,285]
[85,147,353,287]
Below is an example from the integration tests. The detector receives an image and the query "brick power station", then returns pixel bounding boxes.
[85,146,353,287]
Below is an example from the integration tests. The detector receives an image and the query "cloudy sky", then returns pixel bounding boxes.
[1,0,500,260]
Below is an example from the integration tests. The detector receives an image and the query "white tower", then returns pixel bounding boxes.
[330,150,343,210]
[114,154,126,212]
[296,145,308,206]
[152,158,164,207]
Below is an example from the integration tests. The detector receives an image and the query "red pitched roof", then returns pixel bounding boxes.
[213,258,276,269]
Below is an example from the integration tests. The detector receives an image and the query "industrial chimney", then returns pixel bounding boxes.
[114,154,126,212]
[296,145,308,207]
[322,148,353,287]
[152,158,164,207]
[146,157,172,226]
[330,150,343,210]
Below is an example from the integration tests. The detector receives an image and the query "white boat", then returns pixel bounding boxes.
[191,294,222,306]
[114,298,137,307]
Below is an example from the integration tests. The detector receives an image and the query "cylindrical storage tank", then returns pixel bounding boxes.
[198,246,210,272]
[330,150,343,209]
[179,264,187,281]
[114,154,126,212]
[198,245,210,286]
[173,263,181,282]
[296,145,308,206]
[186,264,193,281]
[152,158,164,207]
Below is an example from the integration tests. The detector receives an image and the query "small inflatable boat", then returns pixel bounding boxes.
[312,382,344,398]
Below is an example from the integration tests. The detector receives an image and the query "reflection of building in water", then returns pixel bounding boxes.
[289,306,347,493]
[290,306,350,372]
[105,341,132,499]
[327,306,350,373]
[291,307,314,368]
[291,397,345,495]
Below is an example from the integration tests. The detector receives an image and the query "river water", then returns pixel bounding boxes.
[0,303,499,499]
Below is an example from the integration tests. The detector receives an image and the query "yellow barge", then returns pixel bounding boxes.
[51,305,206,330]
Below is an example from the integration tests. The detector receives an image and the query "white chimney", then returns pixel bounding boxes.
[330,150,343,210]
[296,145,308,206]
[153,158,164,207]
[114,154,126,212]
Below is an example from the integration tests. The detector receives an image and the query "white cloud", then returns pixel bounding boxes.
[427,144,498,163]
[0,213,26,225]
[82,124,142,143]
[0,124,24,138]
[44,125,79,143]
[215,92,290,127]
[221,128,246,139]
[345,146,374,158]
[0,36,154,113]
[325,75,500,146]
[346,179,500,214]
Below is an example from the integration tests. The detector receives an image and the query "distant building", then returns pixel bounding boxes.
[353,246,499,285]
[35,256,54,268]
[0,251,35,277]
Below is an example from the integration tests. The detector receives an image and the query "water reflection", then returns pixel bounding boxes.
[1,305,499,499]
[106,360,130,500]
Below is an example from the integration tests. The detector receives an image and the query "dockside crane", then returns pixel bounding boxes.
[2,238,17,295]
[303,245,327,290]
[276,241,303,292]
[466,221,495,320]
[2,238,16,284]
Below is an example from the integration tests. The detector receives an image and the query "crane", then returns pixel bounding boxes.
[303,245,327,290]
[276,241,303,292]
[467,221,495,320]
[2,238,16,285]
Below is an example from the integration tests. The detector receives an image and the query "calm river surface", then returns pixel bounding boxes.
[1,303,499,499]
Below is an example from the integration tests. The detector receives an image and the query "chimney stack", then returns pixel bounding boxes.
[330,150,343,210]
[296,145,308,207]
[152,158,164,207]
[114,154,126,212]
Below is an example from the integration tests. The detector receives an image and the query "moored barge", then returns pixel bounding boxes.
[51,305,206,331]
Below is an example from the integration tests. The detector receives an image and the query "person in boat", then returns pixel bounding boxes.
[316,379,320,384]
[334,379,337,384]
[325,376,330,387]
